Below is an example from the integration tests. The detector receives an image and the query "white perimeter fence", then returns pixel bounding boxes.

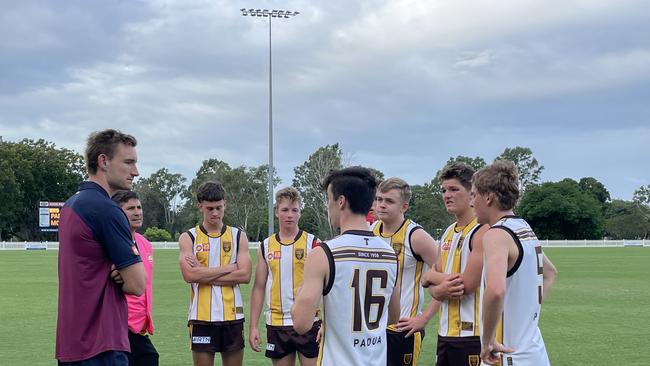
[1,239,648,250]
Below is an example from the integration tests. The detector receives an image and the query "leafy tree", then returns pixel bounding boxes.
[292,144,343,240]
[495,146,544,193]
[178,159,278,241]
[135,168,187,234]
[604,200,650,239]
[408,183,452,239]
[578,177,610,207]
[367,167,385,182]
[0,138,84,240]
[518,179,605,239]
[633,184,650,205]
[143,227,173,241]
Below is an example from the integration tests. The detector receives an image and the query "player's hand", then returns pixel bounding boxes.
[185,255,199,268]
[429,274,464,301]
[394,315,426,338]
[316,323,323,343]
[110,264,123,285]
[480,340,515,365]
[249,327,262,352]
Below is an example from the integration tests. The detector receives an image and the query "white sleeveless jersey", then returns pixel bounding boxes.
[318,230,398,366]
[370,219,427,327]
[480,216,550,366]
[438,218,483,337]
[186,225,245,323]
[261,230,319,326]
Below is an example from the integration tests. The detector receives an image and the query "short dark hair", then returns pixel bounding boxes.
[321,166,377,215]
[111,190,139,206]
[472,160,520,210]
[85,129,137,175]
[197,181,226,202]
[439,162,475,190]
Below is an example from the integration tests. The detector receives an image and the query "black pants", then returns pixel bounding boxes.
[128,332,159,366]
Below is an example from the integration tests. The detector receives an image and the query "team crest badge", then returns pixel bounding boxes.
[392,242,403,256]
[468,355,480,366]
[403,353,413,364]
[295,248,305,260]
[223,241,231,253]
[442,240,451,251]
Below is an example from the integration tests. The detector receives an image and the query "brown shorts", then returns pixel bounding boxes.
[436,335,481,366]
[387,328,425,366]
[265,321,321,359]
[189,319,245,354]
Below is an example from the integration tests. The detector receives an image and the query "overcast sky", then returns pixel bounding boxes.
[1,0,649,199]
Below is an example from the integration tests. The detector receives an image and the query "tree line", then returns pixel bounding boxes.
[1,137,650,242]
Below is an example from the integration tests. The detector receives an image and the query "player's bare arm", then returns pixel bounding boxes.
[396,228,440,336]
[292,246,328,335]
[178,232,236,283]
[387,278,401,326]
[480,229,515,364]
[459,224,489,295]
[118,261,146,296]
[541,253,558,301]
[423,245,465,300]
[249,247,268,352]
[211,232,252,286]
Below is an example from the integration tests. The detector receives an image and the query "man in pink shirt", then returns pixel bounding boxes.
[112,190,159,366]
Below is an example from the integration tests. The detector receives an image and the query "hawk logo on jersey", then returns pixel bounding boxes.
[392,242,403,256]
[468,355,480,366]
[507,356,514,365]
[222,241,232,253]
[442,240,452,251]
[295,248,305,260]
[404,353,413,364]
[461,321,474,331]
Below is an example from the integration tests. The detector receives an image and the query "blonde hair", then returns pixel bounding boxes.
[472,160,519,210]
[275,186,301,206]
[378,177,411,203]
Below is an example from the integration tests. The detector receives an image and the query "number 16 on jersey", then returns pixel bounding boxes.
[350,268,389,332]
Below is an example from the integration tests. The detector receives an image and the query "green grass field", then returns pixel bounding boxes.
[1,247,648,365]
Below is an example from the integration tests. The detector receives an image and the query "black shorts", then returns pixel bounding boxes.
[128,331,159,366]
[58,351,128,366]
[265,321,321,359]
[436,335,481,366]
[387,328,425,366]
[189,319,245,353]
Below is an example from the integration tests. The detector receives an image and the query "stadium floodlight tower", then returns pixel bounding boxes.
[240,8,299,237]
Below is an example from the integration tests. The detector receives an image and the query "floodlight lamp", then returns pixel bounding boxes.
[262,9,269,17]
[271,10,278,17]
[240,8,248,16]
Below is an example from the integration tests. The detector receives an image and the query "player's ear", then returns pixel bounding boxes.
[337,195,346,210]
[97,153,109,171]
[486,192,495,207]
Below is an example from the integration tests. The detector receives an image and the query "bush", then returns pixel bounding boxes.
[143,227,173,241]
